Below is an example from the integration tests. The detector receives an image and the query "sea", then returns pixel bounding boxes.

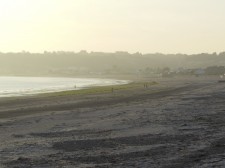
[0,76,129,97]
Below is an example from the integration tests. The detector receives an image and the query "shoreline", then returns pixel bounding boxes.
[0,81,158,120]
[0,76,130,98]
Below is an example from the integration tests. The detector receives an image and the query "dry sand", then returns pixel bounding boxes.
[1,76,225,168]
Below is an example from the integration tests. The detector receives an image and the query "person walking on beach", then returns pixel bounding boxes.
[144,83,147,88]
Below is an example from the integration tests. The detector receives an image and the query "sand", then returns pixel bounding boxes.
[1,76,225,168]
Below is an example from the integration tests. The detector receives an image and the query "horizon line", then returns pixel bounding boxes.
[0,50,224,56]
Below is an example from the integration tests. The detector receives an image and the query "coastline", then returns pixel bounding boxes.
[0,76,130,98]
[0,81,157,120]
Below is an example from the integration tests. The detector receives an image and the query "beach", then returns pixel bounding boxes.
[1,76,225,168]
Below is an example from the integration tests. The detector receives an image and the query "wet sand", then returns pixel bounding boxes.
[1,77,225,168]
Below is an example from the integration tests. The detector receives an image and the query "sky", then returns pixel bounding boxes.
[0,0,225,54]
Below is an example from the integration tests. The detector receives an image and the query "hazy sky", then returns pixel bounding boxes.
[0,0,225,54]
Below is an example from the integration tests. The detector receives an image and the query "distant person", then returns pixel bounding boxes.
[144,83,148,88]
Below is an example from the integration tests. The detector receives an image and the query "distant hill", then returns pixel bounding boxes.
[0,51,224,77]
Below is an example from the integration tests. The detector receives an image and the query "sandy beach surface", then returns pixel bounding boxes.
[1,76,225,168]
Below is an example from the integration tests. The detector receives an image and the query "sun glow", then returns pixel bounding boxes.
[0,0,225,54]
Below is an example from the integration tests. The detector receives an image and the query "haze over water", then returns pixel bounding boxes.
[0,77,128,97]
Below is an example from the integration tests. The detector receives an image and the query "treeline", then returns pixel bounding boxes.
[0,51,225,76]
[205,66,225,75]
